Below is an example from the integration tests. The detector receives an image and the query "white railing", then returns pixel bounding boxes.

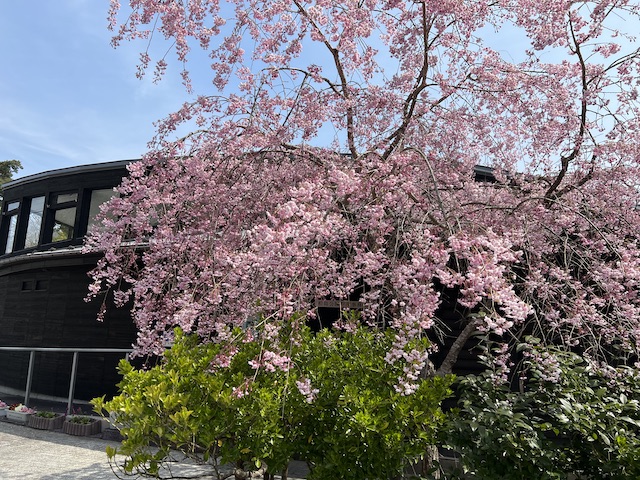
[0,346,132,415]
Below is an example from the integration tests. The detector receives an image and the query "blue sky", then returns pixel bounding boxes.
[2,2,632,181]
[0,1,190,179]
[0,1,534,181]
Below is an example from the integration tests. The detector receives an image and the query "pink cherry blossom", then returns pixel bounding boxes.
[89,1,640,386]
[296,377,320,403]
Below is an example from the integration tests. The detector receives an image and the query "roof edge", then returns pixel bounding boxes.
[2,159,139,191]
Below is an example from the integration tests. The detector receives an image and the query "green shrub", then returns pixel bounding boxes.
[297,328,452,480]
[442,342,640,479]
[93,321,453,479]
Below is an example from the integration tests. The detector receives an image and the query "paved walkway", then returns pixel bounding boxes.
[0,419,123,479]
[0,416,308,479]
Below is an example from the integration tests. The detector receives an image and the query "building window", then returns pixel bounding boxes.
[56,192,78,204]
[24,196,45,248]
[49,192,77,243]
[52,208,76,242]
[4,201,20,254]
[87,188,116,233]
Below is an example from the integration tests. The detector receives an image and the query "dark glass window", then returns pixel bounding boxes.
[20,279,48,291]
[87,189,116,233]
[57,192,78,204]
[52,207,76,242]
[4,201,20,254]
[24,196,45,248]
[48,192,78,244]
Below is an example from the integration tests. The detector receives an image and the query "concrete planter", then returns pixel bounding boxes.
[62,416,102,436]
[6,410,32,425]
[28,413,66,430]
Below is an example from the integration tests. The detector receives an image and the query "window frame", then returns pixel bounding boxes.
[84,188,117,236]
[41,190,79,245]
[2,200,21,254]
[0,161,130,256]
[23,195,46,249]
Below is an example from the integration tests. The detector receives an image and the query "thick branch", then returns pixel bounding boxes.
[436,316,480,376]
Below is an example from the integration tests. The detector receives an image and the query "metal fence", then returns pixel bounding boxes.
[0,346,132,415]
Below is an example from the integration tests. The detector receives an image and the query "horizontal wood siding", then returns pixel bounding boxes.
[0,261,136,400]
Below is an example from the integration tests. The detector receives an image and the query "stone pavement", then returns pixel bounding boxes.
[0,413,309,480]
[0,419,123,480]
[0,387,309,479]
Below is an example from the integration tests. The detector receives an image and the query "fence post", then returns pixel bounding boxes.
[24,351,35,406]
[66,351,79,416]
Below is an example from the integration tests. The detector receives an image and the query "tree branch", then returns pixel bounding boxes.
[436,316,480,376]
[544,16,590,203]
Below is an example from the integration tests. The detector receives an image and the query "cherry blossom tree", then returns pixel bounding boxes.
[88,0,640,384]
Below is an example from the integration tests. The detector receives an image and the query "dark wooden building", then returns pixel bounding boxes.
[0,161,137,400]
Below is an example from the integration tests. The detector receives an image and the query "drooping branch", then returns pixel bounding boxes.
[544,16,590,203]
[436,316,480,376]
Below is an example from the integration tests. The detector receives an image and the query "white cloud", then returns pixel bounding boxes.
[0,2,193,179]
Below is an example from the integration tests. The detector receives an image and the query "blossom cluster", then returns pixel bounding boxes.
[88,0,640,388]
[295,377,319,404]
[248,350,292,373]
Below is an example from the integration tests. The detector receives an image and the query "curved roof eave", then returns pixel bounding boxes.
[2,159,140,191]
